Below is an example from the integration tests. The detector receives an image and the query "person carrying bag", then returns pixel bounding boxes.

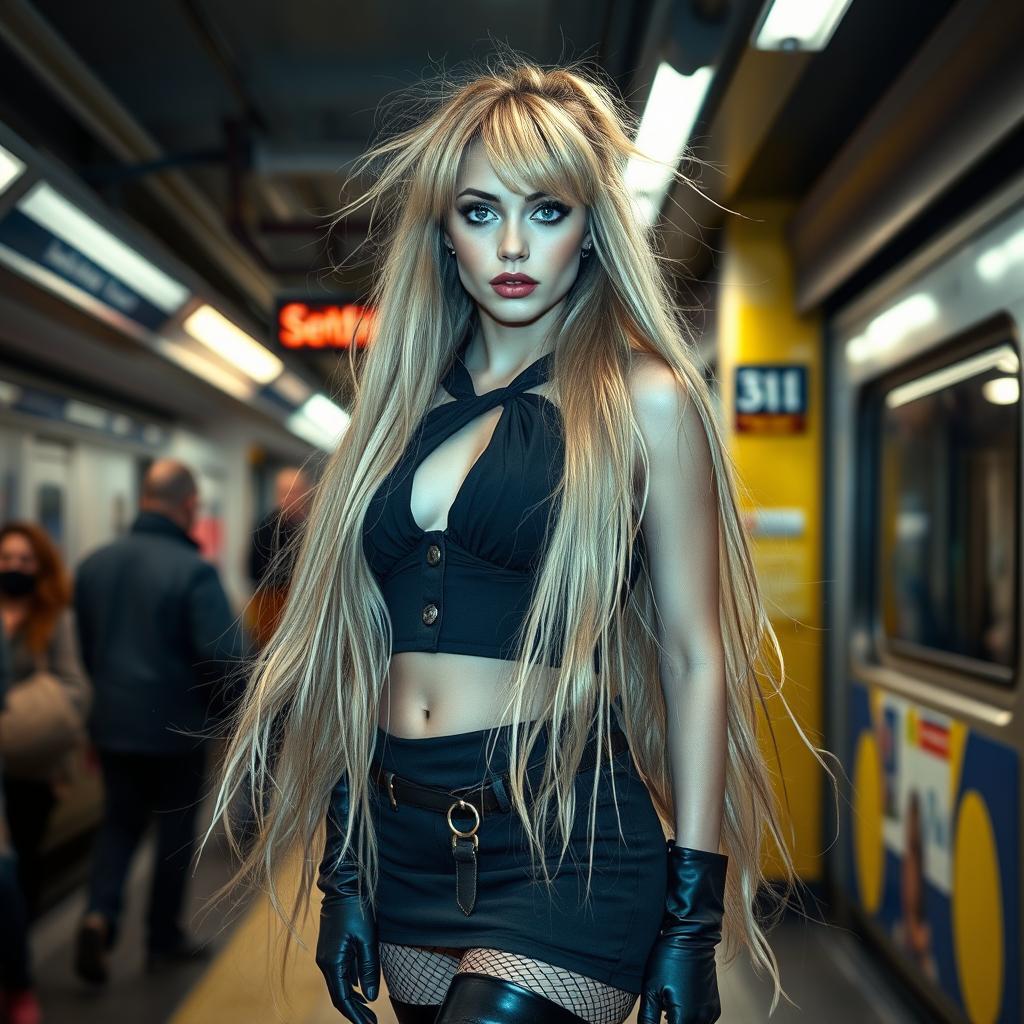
[0,645,87,780]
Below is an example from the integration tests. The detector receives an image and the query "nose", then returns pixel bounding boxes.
[498,219,528,262]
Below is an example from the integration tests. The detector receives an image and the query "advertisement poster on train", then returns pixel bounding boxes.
[848,679,1020,1024]
[880,693,949,981]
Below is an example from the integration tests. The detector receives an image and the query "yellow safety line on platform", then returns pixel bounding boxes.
[169,845,395,1024]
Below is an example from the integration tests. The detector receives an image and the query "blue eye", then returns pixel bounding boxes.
[456,200,572,226]
[460,203,496,225]
[533,201,571,223]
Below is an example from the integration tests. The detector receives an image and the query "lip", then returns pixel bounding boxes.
[490,273,538,285]
[490,272,538,299]
[491,281,537,298]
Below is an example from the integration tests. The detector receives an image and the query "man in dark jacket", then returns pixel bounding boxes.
[72,458,249,983]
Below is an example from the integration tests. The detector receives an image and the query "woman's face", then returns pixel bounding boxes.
[443,139,591,325]
[0,532,37,575]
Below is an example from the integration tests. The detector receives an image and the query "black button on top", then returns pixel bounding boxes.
[421,603,438,625]
[426,543,441,565]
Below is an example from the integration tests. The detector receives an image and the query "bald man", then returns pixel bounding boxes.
[247,465,313,648]
[72,458,249,983]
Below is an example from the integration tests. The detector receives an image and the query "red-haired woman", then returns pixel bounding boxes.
[0,522,91,917]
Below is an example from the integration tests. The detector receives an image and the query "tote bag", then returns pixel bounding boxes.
[0,668,85,779]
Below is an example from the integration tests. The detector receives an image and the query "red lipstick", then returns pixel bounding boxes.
[490,272,538,299]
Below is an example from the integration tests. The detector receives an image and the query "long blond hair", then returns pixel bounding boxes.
[203,51,836,1012]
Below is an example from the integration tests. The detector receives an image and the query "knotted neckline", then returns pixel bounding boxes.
[440,334,554,401]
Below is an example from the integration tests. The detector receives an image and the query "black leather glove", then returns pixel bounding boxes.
[638,840,728,1024]
[315,771,380,1023]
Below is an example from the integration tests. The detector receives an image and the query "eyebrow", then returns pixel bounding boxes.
[456,188,552,203]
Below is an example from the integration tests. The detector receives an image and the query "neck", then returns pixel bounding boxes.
[468,303,561,377]
[140,506,185,530]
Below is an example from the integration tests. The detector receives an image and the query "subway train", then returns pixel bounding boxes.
[826,162,1024,1022]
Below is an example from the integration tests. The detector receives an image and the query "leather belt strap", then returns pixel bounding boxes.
[371,728,629,916]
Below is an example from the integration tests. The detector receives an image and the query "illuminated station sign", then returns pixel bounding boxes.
[275,299,375,351]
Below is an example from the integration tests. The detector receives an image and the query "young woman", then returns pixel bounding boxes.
[206,56,832,1024]
[0,522,91,915]
[0,521,91,1024]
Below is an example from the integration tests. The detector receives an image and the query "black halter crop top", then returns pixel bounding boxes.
[361,334,642,666]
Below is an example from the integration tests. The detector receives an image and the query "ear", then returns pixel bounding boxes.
[581,227,592,250]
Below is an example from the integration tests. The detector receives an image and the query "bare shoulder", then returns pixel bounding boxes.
[627,349,695,441]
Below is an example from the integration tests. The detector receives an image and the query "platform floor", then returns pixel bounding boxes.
[26,784,930,1023]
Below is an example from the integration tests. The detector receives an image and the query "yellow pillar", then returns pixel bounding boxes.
[718,200,825,881]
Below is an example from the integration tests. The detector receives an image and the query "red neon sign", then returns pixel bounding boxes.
[277,302,375,350]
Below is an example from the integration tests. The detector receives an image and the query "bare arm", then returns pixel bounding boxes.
[631,355,726,853]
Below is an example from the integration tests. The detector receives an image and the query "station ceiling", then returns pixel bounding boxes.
[0,0,965,389]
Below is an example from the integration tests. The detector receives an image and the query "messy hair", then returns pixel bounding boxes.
[202,49,836,1014]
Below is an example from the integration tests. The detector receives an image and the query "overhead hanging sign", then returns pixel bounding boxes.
[0,208,174,333]
[274,299,375,351]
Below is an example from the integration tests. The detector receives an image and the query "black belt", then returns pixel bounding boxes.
[371,727,630,916]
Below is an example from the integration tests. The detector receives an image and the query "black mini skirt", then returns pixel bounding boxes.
[369,714,667,993]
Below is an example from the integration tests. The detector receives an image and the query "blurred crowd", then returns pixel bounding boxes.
[0,459,311,1024]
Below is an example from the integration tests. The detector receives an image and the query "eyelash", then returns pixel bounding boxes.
[458,201,571,226]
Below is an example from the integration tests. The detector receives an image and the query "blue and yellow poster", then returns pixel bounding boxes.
[847,680,1020,1023]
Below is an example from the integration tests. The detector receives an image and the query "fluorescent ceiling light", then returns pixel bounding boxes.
[752,0,855,51]
[0,143,25,196]
[183,304,284,385]
[287,393,349,450]
[18,183,189,313]
[153,336,253,400]
[625,61,713,226]
[846,292,939,364]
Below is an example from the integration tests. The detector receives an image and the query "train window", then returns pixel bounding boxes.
[879,345,1019,675]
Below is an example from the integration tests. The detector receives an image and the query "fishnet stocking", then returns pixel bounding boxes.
[379,942,637,1024]
[380,942,459,1004]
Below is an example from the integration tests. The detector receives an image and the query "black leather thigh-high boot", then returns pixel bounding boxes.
[433,972,588,1023]
[389,996,442,1022]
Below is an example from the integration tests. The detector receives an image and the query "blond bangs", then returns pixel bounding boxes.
[475,93,600,206]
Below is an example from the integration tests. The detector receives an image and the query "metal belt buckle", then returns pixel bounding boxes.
[447,798,481,916]
[385,770,398,810]
[446,798,480,847]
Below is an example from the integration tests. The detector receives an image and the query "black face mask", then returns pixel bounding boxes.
[0,570,37,598]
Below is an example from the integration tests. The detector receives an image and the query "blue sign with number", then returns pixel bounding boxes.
[734,364,808,433]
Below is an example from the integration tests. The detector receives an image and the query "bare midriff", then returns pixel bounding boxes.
[377,651,557,739]
[375,369,563,741]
